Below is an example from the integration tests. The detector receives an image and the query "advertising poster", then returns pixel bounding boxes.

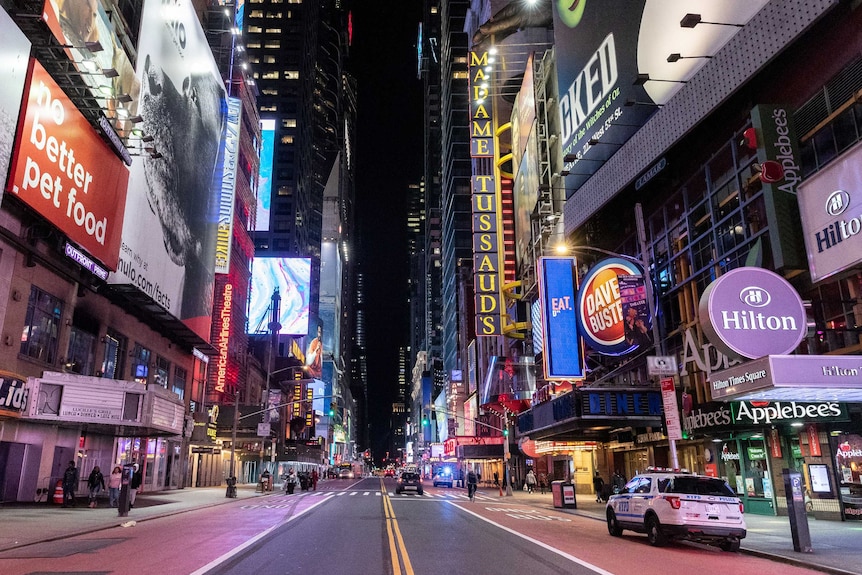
[109,0,227,340]
[248,257,310,336]
[577,258,642,355]
[514,128,540,271]
[8,60,129,270]
[618,274,652,351]
[0,8,30,196]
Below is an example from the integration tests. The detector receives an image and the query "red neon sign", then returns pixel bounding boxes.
[215,283,233,393]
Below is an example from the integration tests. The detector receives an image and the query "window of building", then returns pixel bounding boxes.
[262,88,278,96]
[264,40,281,49]
[248,25,263,33]
[452,71,468,80]
[281,135,294,144]
[249,10,264,17]
[173,366,187,400]
[262,71,279,80]
[155,355,170,388]
[131,343,151,384]
[265,28,282,34]
[274,216,292,232]
[282,118,296,128]
[101,330,127,379]
[263,55,277,64]
[261,105,277,112]
[284,70,300,80]
[278,185,294,196]
[66,327,96,375]
[20,286,63,365]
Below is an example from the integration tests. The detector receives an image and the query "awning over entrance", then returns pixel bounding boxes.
[709,355,862,402]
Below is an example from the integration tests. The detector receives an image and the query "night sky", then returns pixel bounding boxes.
[351,1,424,459]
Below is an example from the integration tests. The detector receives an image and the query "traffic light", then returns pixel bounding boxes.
[328,403,335,417]
[421,411,429,426]
[503,428,509,437]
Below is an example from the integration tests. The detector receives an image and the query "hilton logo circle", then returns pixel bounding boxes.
[577,258,642,355]
[699,267,806,359]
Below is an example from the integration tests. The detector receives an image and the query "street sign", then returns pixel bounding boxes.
[257,422,271,437]
[660,377,683,441]
[647,355,678,376]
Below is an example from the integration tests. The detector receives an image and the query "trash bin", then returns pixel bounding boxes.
[226,476,237,498]
[561,482,577,509]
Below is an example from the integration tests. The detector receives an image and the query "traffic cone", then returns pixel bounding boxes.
[53,480,64,505]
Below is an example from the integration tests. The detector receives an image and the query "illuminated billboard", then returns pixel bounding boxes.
[256,118,275,231]
[109,0,227,341]
[552,0,766,196]
[7,59,129,270]
[42,0,140,154]
[215,97,241,274]
[538,257,584,380]
[249,257,310,335]
[0,8,30,198]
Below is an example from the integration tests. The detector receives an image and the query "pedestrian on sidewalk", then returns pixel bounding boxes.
[538,472,547,494]
[593,471,605,502]
[87,466,105,508]
[129,464,143,508]
[525,469,537,493]
[108,466,122,507]
[312,469,319,491]
[62,460,79,508]
[612,469,626,494]
[493,471,499,487]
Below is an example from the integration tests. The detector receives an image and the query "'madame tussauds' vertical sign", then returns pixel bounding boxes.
[699,267,806,359]
[470,48,502,336]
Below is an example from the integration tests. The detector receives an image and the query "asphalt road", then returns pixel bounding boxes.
[0,477,825,575]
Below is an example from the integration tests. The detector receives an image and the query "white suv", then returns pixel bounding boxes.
[605,468,746,551]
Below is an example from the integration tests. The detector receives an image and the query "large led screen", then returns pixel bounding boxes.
[256,118,275,231]
[0,8,30,197]
[249,257,310,335]
[538,257,584,380]
[109,0,227,341]
[8,60,129,269]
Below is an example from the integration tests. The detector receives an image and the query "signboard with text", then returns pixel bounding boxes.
[538,257,584,380]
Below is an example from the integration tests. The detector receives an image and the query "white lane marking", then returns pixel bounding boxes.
[447,501,617,575]
[189,495,333,575]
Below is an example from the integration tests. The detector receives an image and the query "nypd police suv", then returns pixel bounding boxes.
[605,467,746,551]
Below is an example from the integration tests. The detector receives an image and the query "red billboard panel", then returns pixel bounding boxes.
[7,59,129,270]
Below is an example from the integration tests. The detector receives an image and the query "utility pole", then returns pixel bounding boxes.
[262,289,281,475]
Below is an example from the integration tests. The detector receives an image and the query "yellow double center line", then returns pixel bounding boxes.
[381,481,415,575]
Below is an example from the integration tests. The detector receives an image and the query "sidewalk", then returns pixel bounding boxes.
[0,483,267,552]
[1,483,860,575]
[476,486,860,575]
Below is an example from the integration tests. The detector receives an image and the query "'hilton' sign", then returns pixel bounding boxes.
[699,267,806,359]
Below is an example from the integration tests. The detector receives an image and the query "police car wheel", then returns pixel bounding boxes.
[719,538,740,553]
[645,515,667,547]
[606,509,623,537]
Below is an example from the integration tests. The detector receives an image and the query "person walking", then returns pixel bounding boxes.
[493,471,499,487]
[311,468,319,491]
[62,460,79,507]
[285,468,297,494]
[129,464,143,508]
[593,471,605,502]
[466,468,478,501]
[87,466,105,508]
[108,466,122,508]
[612,469,626,494]
[539,472,547,495]
[525,469,537,493]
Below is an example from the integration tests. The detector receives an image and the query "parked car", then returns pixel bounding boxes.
[605,468,746,552]
[395,470,423,495]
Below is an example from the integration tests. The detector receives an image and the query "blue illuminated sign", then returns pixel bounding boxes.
[538,257,584,380]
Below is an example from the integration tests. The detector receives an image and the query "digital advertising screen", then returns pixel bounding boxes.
[256,118,275,232]
[248,257,310,335]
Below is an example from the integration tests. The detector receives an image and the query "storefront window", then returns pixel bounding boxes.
[741,438,770,498]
